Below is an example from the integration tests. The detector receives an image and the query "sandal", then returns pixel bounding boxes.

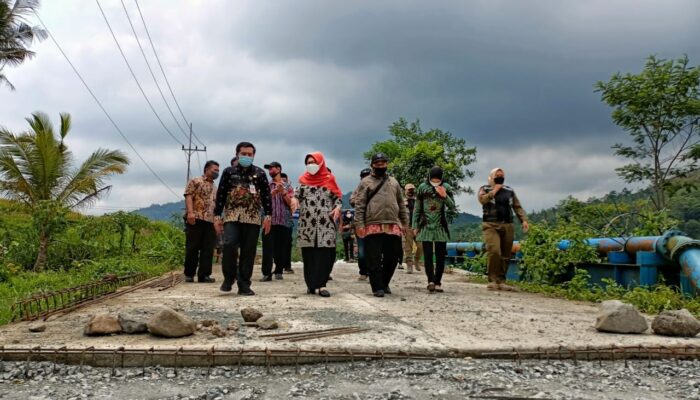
[319,289,331,297]
[427,283,435,293]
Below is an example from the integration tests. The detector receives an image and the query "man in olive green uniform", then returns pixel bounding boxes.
[403,183,423,274]
[477,168,529,291]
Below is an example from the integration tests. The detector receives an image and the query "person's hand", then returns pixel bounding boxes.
[356,226,366,239]
[413,229,419,236]
[492,184,503,194]
[263,217,272,235]
[435,186,447,198]
[186,212,196,225]
[331,207,341,222]
[214,220,223,234]
[522,221,530,233]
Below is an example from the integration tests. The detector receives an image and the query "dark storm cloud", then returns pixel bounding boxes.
[1,0,698,213]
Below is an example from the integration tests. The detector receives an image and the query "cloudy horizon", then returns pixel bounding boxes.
[2,0,698,216]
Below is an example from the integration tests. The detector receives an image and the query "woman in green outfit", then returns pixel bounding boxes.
[413,166,455,293]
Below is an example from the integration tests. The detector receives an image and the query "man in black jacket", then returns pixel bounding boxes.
[214,142,272,295]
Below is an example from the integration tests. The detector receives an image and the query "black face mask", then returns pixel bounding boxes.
[407,190,415,197]
[373,167,387,177]
[494,177,505,184]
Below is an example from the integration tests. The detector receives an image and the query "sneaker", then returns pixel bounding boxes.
[384,286,392,295]
[198,276,216,283]
[373,290,385,297]
[397,264,405,270]
[259,275,272,282]
[284,268,295,274]
[238,289,256,296]
[184,276,195,283]
[435,285,444,293]
[274,273,283,280]
[219,279,233,293]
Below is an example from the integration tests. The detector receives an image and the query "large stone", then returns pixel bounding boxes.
[28,322,47,333]
[147,307,195,338]
[595,300,648,334]
[241,308,263,323]
[256,316,279,330]
[227,320,240,332]
[118,314,148,334]
[84,314,122,336]
[652,309,700,337]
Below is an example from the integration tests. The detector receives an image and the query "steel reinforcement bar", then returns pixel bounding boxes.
[10,272,183,322]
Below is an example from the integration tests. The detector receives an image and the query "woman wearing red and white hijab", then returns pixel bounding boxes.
[296,152,342,297]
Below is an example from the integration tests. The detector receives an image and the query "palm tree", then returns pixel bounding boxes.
[0,112,130,270]
[0,0,46,90]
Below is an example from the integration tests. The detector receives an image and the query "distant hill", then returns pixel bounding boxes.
[135,192,481,223]
[135,201,184,221]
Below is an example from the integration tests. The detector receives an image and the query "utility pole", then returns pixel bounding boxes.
[182,123,207,183]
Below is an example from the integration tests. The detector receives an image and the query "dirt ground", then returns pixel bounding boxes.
[2,261,699,355]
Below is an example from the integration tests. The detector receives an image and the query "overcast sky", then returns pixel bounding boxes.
[1,0,699,215]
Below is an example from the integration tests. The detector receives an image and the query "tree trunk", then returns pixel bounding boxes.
[34,231,49,271]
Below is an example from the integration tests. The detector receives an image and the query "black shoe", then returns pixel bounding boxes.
[238,289,256,296]
[319,289,331,297]
[219,279,233,293]
[384,286,392,295]
[373,290,385,297]
[184,276,195,283]
[307,288,315,295]
[260,275,272,282]
[274,273,283,280]
[284,268,295,274]
[327,276,333,281]
[198,276,216,283]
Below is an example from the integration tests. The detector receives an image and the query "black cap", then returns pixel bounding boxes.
[371,152,389,164]
[360,168,371,178]
[264,161,282,169]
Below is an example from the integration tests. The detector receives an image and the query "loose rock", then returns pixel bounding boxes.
[256,316,279,330]
[200,319,218,327]
[241,307,263,322]
[28,322,47,333]
[84,314,122,336]
[227,320,240,332]
[147,307,195,338]
[211,325,227,337]
[652,309,700,337]
[118,314,148,334]
[595,300,648,334]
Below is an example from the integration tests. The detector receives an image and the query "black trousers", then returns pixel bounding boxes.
[342,235,354,261]
[357,237,367,276]
[261,225,292,276]
[365,233,402,292]
[301,247,334,291]
[222,222,260,291]
[422,241,447,286]
[184,219,216,278]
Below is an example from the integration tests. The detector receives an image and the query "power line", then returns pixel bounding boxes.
[33,11,180,200]
[95,0,185,147]
[119,0,190,143]
[133,0,206,148]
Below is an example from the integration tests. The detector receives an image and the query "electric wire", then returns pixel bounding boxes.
[95,0,185,147]
[119,0,190,142]
[133,0,206,148]
[33,11,180,200]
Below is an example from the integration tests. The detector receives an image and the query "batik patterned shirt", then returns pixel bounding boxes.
[270,180,294,227]
[214,165,272,225]
[184,176,216,223]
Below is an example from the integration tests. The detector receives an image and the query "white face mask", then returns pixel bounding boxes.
[430,181,441,187]
[306,164,320,175]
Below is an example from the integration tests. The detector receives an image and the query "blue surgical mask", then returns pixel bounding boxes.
[238,156,254,168]
[211,172,220,180]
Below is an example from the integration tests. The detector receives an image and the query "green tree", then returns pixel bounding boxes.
[596,55,700,210]
[0,0,46,90]
[0,112,129,270]
[364,118,477,195]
